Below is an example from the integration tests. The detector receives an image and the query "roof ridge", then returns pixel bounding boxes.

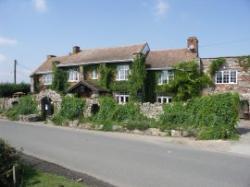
[79,43,147,51]
[150,48,187,53]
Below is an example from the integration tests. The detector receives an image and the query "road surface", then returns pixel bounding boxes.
[0,119,250,187]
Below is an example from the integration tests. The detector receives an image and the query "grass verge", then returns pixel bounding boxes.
[22,165,86,187]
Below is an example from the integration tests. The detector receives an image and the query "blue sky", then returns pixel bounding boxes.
[0,0,250,83]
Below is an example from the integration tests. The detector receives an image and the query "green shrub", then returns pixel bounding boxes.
[0,83,30,97]
[159,93,240,140]
[0,139,22,186]
[94,96,117,123]
[60,96,85,120]
[123,120,150,131]
[52,96,85,126]
[101,121,113,131]
[112,102,144,122]
[51,114,66,126]
[6,95,37,120]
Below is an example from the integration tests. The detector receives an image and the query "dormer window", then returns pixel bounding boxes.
[68,69,79,82]
[116,65,129,81]
[158,70,174,85]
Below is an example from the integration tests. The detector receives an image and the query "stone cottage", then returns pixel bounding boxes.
[30,37,250,114]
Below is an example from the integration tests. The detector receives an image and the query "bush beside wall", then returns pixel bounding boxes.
[52,96,85,125]
[6,95,38,120]
[159,93,240,139]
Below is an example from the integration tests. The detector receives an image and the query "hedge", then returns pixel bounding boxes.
[159,93,240,139]
[0,83,30,97]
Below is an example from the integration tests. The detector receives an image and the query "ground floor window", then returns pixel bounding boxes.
[115,93,129,104]
[156,96,172,104]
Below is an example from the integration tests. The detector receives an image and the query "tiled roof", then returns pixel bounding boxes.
[33,43,146,74]
[146,49,197,69]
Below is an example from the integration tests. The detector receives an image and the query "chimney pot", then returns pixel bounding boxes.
[47,55,56,60]
[73,46,81,54]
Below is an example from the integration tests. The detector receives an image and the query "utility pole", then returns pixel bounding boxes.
[14,59,17,84]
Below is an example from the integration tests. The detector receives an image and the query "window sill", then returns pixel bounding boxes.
[215,83,237,85]
[68,80,79,83]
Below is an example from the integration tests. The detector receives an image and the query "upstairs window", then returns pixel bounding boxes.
[215,70,237,84]
[157,96,172,104]
[42,73,53,85]
[116,65,129,81]
[158,70,174,85]
[68,69,79,82]
[92,69,98,80]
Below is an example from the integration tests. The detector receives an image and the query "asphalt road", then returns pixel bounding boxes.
[0,120,250,187]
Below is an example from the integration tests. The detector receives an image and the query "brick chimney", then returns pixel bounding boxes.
[72,46,81,54]
[47,55,56,60]
[187,37,198,55]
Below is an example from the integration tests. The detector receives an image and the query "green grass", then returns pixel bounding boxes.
[23,166,86,187]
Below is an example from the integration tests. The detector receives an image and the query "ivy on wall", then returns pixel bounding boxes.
[237,56,250,72]
[98,64,114,89]
[165,61,212,101]
[51,62,69,93]
[128,53,147,102]
[144,71,157,103]
[111,81,130,92]
[208,58,226,77]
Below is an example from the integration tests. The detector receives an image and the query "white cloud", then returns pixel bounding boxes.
[0,54,7,62]
[155,0,169,18]
[33,0,47,12]
[0,37,17,46]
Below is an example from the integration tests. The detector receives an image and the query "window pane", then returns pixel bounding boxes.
[216,71,222,83]
[125,96,129,103]
[230,71,236,83]
[157,98,161,103]
[163,98,167,103]
[223,71,229,83]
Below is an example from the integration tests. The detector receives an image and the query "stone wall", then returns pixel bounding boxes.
[139,102,163,119]
[0,97,19,110]
[35,89,62,112]
[201,57,250,111]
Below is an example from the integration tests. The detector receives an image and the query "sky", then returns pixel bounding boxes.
[0,0,250,83]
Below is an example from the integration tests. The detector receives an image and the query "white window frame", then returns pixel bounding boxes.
[156,96,172,104]
[158,70,174,85]
[116,65,129,81]
[115,93,129,104]
[43,73,53,85]
[68,69,80,82]
[92,68,98,80]
[215,70,237,84]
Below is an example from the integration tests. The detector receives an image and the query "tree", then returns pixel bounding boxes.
[51,62,68,93]
[165,61,212,101]
[128,53,147,101]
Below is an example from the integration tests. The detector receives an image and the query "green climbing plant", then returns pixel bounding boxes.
[51,62,69,93]
[208,58,226,77]
[165,61,212,101]
[128,53,147,101]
